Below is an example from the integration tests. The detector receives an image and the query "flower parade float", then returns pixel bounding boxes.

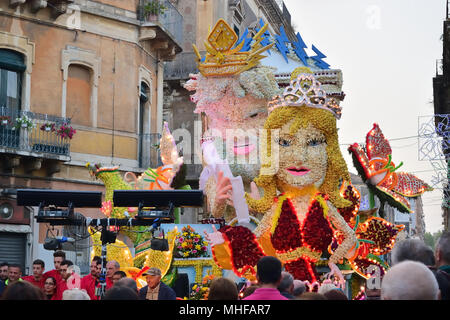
[205,72,359,288]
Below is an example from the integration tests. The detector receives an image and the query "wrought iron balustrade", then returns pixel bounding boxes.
[0,107,72,157]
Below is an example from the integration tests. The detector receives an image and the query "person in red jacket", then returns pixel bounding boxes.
[23,259,46,289]
[43,251,65,285]
[54,259,73,300]
[81,256,102,300]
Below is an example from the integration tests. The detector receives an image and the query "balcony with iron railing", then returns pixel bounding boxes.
[0,107,72,160]
[139,0,183,47]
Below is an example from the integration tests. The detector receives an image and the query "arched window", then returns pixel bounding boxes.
[0,49,25,113]
[66,64,92,126]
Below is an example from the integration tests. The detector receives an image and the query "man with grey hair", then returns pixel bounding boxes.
[391,238,435,266]
[106,260,120,289]
[381,260,440,300]
[292,279,306,298]
[277,271,294,299]
[138,267,176,300]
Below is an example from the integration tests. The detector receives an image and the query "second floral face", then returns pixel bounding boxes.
[275,120,328,189]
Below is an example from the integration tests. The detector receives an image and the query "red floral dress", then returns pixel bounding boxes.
[212,194,334,282]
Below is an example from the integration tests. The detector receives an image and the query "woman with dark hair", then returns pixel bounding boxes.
[207,277,238,300]
[1,281,45,300]
[44,276,58,300]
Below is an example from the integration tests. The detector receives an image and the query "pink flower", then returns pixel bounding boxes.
[178,238,184,242]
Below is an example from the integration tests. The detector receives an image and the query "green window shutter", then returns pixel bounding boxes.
[0,49,26,72]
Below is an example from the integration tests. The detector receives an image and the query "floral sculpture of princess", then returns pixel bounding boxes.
[206,72,358,287]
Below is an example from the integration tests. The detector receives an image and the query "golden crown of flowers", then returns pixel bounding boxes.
[193,19,273,77]
[267,73,342,119]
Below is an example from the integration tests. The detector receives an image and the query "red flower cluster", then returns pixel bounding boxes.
[56,123,76,139]
[220,225,264,271]
[302,198,333,252]
[338,185,360,223]
[271,199,302,251]
[352,257,385,277]
[284,258,318,282]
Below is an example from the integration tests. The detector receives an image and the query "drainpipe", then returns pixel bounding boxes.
[156,56,164,135]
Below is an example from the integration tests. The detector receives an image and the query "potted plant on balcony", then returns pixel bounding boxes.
[56,123,76,140]
[14,115,34,130]
[40,122,56,132]
[0,115,11,126]
[143,0,167,22]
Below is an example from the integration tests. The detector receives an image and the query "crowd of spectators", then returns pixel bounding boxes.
[0,231,448,300]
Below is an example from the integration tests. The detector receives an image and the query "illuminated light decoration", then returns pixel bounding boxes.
[274,26,291,63]
[337,183,361,223]
[101,200,113,217]
[310,45,330,69]
[348,123,433,213]
[292,32,309,66]
[349,254,387,280]
[357,217,404,256]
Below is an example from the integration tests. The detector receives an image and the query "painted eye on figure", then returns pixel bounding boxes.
[307,138,325,147]
[277,138,292,147]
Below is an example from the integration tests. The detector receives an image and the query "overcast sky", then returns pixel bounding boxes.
[283,0,446,233]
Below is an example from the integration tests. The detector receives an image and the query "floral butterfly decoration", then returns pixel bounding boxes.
[348,123,432,213]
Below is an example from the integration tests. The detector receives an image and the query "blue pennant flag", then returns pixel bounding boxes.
[274,26,290,63]
[234,28,253,52]
[311,45,330,69]
[292,32,309,66]
[255,18,272,54]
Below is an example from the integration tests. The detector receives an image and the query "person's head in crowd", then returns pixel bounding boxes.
[323,289,348,300]
[1,281,45,300]
[59,260,73,281]
[7,264,22,283]
[297,292,327,300]
[62,288,90,300]
[112,271,127,284]
[208,277,238,300]
[318,281,339,295]
[0,262,8,281]
[90,256,102,278]
[277,272,294,295]
[240,284,260,299]
[53,251,66,272]
[142,268,161,289]
[32,259,45,280]
[435,231,450,268]
[392,239,435,266]
[44,276,57,298]
[256,256,283,288]
[106,260,120,279]
[115,277,138,294]
[381,260,440,300]
[103,286,139,300]
[143,267,162,289]
[292,280,306,298]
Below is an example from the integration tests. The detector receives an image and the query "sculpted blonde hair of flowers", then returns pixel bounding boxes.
[245,106,352,212]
